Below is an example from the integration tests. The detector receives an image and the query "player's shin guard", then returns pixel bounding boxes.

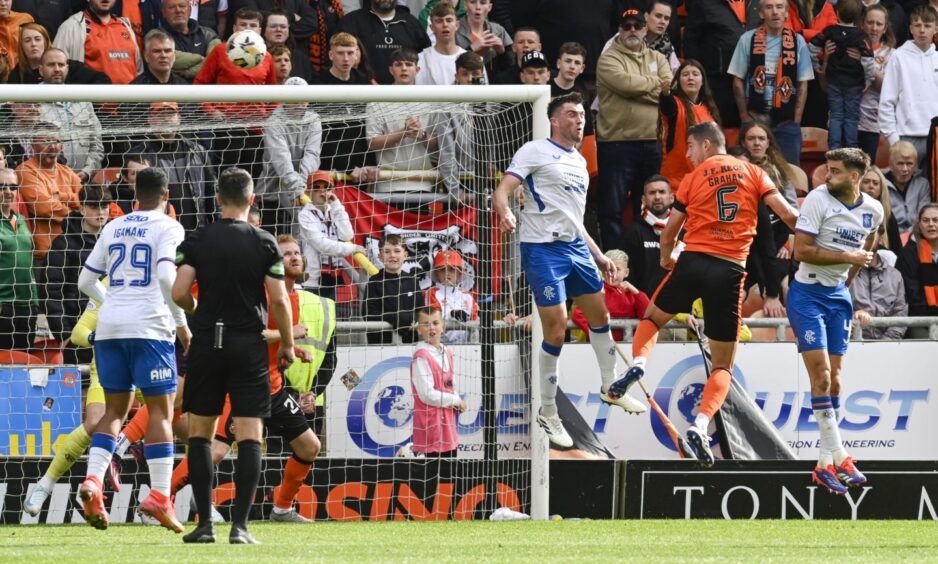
[170,456,190,497]
[187,438,213,525]
[698,368,732,422]
[145,442,174,496]
[538,342,561,417]
[86,433,117,483]
[273,454,313,511]
[631,319,659,366]
[588,325,618,391]
[232,440,262,529]
[45,425,91,484]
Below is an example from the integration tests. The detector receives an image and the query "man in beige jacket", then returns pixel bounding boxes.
[596,6,671,250]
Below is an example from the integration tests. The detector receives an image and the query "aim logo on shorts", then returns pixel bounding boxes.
[149,368,173,382]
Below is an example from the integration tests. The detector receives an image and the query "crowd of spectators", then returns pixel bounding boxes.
[0,0,938,358]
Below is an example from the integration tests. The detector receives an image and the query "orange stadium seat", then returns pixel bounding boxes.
[0,350,44,365]
[32,340,64,365]
[579,134,598,179]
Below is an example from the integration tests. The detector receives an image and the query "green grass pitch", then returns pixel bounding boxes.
[1,521,936,562]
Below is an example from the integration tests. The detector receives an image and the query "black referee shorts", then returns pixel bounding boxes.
[214,387,311,445]
[183,329,271,419]
[651,251,747,342]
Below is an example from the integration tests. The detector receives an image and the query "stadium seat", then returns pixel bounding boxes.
[787,164,808,196]
[579,134,598,179]
[32,340,64,365]
[875,135,891,169]
[92,167,121,186]
[0,350,44,364]
[800,126,829,177]
[811,163,828,190]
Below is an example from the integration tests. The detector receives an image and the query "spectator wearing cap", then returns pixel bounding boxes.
[256,76,323,232]
[519,50,549,85]
[0,167,37,351]
[595,6,672,250]
[160,0,221,81]
[297,170,366,300]
[727,0,814,166]
[38,48,104,184]
[53,0,143,85]
[367,47,438,194]
[128,102,216,231]
[338,0,431,85]
[417,1,478,85]
[491,26,540,84]
[15,122,82,259]
[36,183,111,364]
[132,28,189,85]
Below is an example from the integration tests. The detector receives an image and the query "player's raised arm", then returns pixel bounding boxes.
[493,173,522,233]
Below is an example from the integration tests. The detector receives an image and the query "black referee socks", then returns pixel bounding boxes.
[187,437,213,527]
[232,439,262,529]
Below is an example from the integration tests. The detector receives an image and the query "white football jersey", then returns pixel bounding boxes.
[794,186,884,287]
[83,210,184,342]
[506,138,590,244]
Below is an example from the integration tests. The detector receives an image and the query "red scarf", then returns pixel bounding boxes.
[728,0,747,25]
[918,239,938,307]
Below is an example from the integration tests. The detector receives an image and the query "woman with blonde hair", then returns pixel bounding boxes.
[860,165,903,256]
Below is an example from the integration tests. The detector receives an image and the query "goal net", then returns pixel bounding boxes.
[0,84,550,524]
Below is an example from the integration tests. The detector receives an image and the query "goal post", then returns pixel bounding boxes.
[0,83,553,523]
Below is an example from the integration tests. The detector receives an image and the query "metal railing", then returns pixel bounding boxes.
[333,316,938,343]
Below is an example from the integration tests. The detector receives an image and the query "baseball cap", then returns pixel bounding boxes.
[520,50,549,69]
[619,7,646,25]
[150,101,179,113]
[307,170,334,189]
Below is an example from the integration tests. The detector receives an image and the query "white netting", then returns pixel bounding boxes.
[0,85,545,523]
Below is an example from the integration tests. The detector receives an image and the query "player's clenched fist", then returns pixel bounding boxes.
[498,209,517,233]
[847,249,874,267]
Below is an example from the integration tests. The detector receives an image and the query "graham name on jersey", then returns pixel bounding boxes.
[701,163,746,188]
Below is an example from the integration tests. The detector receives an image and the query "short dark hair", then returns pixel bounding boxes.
[835,0,863,24]
[31,121,59,141]
[727,145,752,159]
[123,153,149,168]
[380,233,405,249]
[548,92,584,118]
[217,167,254,207]
[40,47,67,64]
[135,167,169,208]
[249,206,262,219]
[455,51,483,72]
[390,47,418,65]
[910,4,938,24]
[431,1,456,18]
[269,44,291,58]
[687,122,726,149]
[643,174,671,191]
[557,41,587,60]
[416,306,442,321]
[233,7,263,25]
[514,26,540,41]
[826,147,870,175]
[80,183,110,206]
[647,0,673,14]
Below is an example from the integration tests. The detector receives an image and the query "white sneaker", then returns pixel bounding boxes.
[599,390,648,414]
[210,504,225,523]
[25,483,51,517]
[270,508,312,523]
[536,410,573,448]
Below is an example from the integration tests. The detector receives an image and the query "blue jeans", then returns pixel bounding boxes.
[857,130,880,163]
[827,84,863,150]
[596,140,661,250]
[772,120,803,166]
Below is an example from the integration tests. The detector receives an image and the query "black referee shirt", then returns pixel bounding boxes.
[176,218,284,333]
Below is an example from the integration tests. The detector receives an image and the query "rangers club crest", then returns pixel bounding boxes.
[862,213,873,228]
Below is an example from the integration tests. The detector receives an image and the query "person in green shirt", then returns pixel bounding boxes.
[0,167,37,350]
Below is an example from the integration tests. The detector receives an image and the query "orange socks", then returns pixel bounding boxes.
[273,455,313,510]
[123,405,150,444]
[699,368,732,420]
[632,319,660,360]
[170,456,189,496]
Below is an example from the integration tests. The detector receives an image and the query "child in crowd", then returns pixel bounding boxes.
[365,234,425,344]
[571,249,649,342]
[426,249,478,344]
[410,306,466,457]
[808,0,874,150]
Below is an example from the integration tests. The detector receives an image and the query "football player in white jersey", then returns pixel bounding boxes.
[493,92,646,449]
[788,148,883,495]
[75,167,190,532]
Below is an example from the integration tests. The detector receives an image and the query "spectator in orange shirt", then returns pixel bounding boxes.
[0,0,33,73]
[52,0,143,85]
[15,122,82,258]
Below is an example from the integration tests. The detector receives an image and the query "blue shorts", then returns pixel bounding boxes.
[520,238,603,307]
[94,338,178,397]
[787,280,853,355]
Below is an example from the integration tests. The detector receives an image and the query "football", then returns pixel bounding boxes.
[226,29,267,69]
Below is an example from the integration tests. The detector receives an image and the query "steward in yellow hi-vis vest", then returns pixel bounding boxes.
[285,289,336,404]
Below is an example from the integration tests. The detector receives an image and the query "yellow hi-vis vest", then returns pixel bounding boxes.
[285,290,336,403]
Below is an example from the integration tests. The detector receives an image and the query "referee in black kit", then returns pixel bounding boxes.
[172,167,296,545]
